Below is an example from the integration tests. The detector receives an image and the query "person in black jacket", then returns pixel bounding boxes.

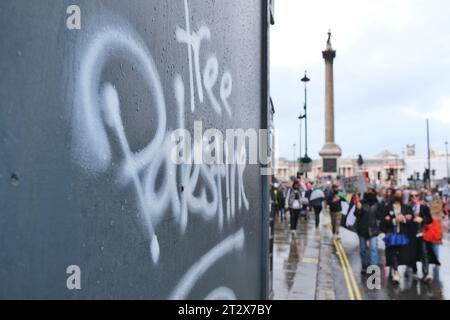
[288,180,302,232]
[305,185,313,214]
[278,186,286,221]
[309,185,326,229]
[355,187,383,274]
[326,184,343,240]
[381,189,413,284]
[378,188,391,217]
[270,183,279,219]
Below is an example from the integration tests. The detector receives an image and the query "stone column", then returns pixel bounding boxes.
[319,32,342,174]
[325,51,335,143]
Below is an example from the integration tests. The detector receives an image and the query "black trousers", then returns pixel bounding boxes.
[290,209,300,230]
[386,246,401,272]
[411,238,430,276]
[313,205,322,228]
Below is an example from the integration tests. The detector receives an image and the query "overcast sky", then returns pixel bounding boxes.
[270,0,450,161]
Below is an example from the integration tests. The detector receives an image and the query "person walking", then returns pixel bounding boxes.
[381,189,412,284]
[443,181,449,215]
[326,184,346,241]
[298,182,310,221]
[288,180,302,233]
[278,186,287,221]
[377,188,386,204]
[309,185,325,229]
[305,183,313,214]
[443,181,449,201]
[270,182,280,219]
[409,190,440,282]
[428,195,444,260]
[355,187,383,274]
[379,187,393,214]
[403,187,412,206]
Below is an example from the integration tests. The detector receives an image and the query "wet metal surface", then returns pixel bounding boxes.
[0,0,266,299]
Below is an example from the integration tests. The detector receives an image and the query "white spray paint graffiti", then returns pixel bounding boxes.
[73,26,167,263]
[169,228,245,300]
[204,287,237,300]
[176,0,232,117]
[72,1,251,299]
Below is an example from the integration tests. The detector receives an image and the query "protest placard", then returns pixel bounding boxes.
[342,175,368,195]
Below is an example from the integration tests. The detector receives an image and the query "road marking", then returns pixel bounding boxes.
[302,257,319,264]
[333,237,354,300]
[328,223,362,300]
[336,239,362,300]
[328,224,354,300]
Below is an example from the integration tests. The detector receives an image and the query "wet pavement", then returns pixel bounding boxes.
[272,213,321,300]
[272,209,450,300]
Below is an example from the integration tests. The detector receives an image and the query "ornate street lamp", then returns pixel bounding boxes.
[300,71,312,178]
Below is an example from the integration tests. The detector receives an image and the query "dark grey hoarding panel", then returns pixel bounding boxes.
[0,0,266,299]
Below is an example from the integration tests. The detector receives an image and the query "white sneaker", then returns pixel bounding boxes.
[424,274,433,283]
[412,273,421,280]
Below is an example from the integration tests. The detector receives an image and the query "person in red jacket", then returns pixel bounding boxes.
[408,190,440,282]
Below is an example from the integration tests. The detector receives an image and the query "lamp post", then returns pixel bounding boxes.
[446,141,449,180]
[293,143,297,178]
[426,119,431,189]
[298,116,303,175]
[300,71,310,178]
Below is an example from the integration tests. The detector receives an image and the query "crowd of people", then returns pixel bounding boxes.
[271,178,450,285]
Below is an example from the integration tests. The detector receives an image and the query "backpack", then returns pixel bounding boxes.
[300,191,309,206]
[423,219,442,244]
[292,191,301,209]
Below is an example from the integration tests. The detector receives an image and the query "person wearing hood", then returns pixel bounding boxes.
[309,184,325,229]
[354,188,383,274]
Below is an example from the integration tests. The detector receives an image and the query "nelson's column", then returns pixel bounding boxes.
[319,32,342,175]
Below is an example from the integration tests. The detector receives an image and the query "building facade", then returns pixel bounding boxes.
[275,150,406,187]
[404,144,449,186]
[274,144,449,188]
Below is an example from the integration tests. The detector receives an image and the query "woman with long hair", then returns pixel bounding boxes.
[428,194,444,259]
[407,190,440,281]
[381,189,413,284]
